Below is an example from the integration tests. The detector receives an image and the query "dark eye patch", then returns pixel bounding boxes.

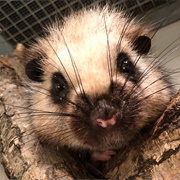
[116,52,139,82]
[25,56,44,82]
[50,72,69,104]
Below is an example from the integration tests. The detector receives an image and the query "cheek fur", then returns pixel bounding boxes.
[25,6,174,155]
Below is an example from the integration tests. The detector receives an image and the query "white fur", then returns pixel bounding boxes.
[28,6,172,151]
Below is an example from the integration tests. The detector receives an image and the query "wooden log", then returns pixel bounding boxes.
[0,46,179,179]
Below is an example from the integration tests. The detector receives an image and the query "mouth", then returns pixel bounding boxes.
[91,149,117,162]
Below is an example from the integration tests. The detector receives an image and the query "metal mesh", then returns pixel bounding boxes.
[0,0,176,46]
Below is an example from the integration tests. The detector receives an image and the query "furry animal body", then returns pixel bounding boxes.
[25,6,174,163]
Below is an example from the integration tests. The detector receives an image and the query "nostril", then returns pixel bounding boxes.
[91,98,117,128]
[96,116,116,128]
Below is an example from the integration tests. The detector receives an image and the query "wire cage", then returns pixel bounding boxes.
[0,0,176,46]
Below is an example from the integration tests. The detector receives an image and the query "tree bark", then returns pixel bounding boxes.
[106,90,180,179]
[0,45,179,179]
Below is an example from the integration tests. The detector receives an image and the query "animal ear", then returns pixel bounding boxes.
[25,56,44,82]
[133,36,151,55]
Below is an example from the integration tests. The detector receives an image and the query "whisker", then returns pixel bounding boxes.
[60,32,92,106]
[128,37,180,98]
[135,83,179,107]
[133,70,179,99]
[102,10,113,83]
[155,36,180,59]
[45,37,78,96]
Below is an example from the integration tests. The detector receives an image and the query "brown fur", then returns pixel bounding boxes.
[26,6,173,152]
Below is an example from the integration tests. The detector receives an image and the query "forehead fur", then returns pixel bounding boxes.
[30,7,157,98]
[29,6,172,151]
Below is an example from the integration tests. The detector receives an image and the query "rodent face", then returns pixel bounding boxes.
[25,7,173,152]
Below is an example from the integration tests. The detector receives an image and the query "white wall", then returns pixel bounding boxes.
[0,36,13,55]
[153,20,180,90]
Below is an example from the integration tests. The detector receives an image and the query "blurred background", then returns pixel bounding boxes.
[0,0,180,179]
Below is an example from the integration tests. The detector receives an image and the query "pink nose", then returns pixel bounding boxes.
[96,116,116,128]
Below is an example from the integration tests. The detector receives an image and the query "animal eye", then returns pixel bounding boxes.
[116,52,134,74]
[53,76,66,92]
[51,72,69,104]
